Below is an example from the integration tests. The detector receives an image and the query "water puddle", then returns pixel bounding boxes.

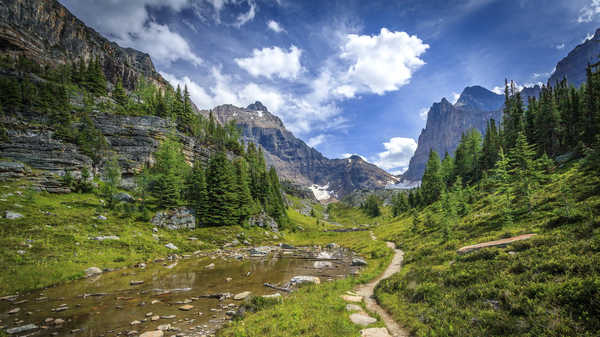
[0,246,359,336]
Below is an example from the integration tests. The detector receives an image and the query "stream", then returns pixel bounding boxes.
[0,246,359,336]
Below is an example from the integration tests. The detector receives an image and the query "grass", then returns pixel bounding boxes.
[218,208,393,337]
[372,162,600,336]
[0,179,276,295]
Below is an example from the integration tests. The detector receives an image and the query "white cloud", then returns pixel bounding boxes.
[234,0,256,27]
[418,107,429,120]
[556,43,565,50]
[308,135,327,147]
[341,153,368,161]
[373,137,418,172]
[338,28,429,95]
[449,92,461,104]
[578,0,600,23]
[235,45,303,79]
[197,0,257,27]
[59,0,201,67]
[267,20,285,33]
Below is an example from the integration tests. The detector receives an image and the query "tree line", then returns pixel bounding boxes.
[391,67,600,218]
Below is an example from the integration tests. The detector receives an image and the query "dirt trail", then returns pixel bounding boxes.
[355,235,410,336]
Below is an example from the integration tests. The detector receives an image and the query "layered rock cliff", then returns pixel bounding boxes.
[0,0,168,90]
[209,103,398,199]
[402,86,504,181]
[548,28,600,87]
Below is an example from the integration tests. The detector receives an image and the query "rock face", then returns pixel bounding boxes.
[209,103,398,199]
[151,207,195,230]
[0,0,168,90]
[548,28,600,88]
[403,86,504,180]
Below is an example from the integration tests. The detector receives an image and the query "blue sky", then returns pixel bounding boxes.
[60,0,600,174]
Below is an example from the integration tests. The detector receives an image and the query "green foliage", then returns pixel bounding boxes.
[100,156,122,209]
[205,151,238,226]
[112,77,128,106]
[361,194,381,217]
[149,135,189,208]
[421,150,445,204]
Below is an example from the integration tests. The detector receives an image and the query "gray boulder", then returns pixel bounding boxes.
[5,211,23,219]
[165,243,178,250]
[248,213,279,232]
[114,192,135,203]
[352,258,368,266]
[151,208,195,230]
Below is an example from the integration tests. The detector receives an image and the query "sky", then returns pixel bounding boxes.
[59,0,600,175]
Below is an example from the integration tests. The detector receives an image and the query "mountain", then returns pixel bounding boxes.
[208,103,399,200]
[402,86,504,181]
[548,28,600,87]
[0,0,168,90]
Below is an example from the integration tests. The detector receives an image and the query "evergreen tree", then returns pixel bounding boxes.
[421,150,444,204]
[188,161,209,224]
[361,194,381,217]
[113,77,128,106]
[206,152,238,226]
[151,136,188,208]
[440,151,455,187]
[492,148,512,227]
[234,158,254,224]
[101,156,122,209]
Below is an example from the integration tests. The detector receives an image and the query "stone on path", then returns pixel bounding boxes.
[360,327,392,337]
[140,331,164,337]
[345,304,362,312]
[341,295,363,303]
[233,291,252,300]
[179,304,194,311]
[350,313,377,326]
[457,234,537,254]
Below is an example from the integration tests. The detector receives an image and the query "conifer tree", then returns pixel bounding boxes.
[421,150,444,204]
[101,156,122,209]
[206,152,238,226]
[113,77,128,106]
[188,161,209,224]
[234,158,254,224]
[151,136,188,208]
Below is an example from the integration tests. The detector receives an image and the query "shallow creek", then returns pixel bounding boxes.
[0,246,359,336]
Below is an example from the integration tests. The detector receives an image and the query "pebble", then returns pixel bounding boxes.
[179,305,194,311]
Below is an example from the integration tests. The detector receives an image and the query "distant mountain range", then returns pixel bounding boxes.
[206,103,398,201]
[401,29,598,182]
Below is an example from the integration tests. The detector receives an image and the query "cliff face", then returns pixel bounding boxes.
[548,28,600,87]
[403,86,504,181]
[0,0,168,90]
[209,103,398,199]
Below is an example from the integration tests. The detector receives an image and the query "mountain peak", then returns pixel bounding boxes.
[247,101,268,112]
[454,85,503,111]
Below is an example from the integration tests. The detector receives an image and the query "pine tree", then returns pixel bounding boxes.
[362,194,381,217]
[234,158,254,224]
[151,136,188,208]
[188,161,209,224]
[492,147,512,227]
[440,151,455,187]
[101,156,122,209]
[206,152,238,226]
[421,150,444,205]
[113,77,128,106]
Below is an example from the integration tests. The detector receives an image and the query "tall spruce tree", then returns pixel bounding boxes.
[206,152,238,226]
[188,161,209,224]
[421,150,444,205]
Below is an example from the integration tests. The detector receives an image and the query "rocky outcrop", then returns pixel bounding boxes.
[548,28,600,88]
[0,0,168,90]
[151,208,196,230]
[209,103,398,199]
[403,86,504,181]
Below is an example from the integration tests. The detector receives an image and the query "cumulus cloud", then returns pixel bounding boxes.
[59,0,201,67]
[267,20,285,33]
[419,107,429,120]
[195,0,257,27]
[308,134,327,147]
[338,28,429,95]
[578,0,600,23]
[373,137,418,173]
[341,153,368,161]
[235,45,303,79]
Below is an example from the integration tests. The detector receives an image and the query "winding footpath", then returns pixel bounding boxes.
[343,232,410,337]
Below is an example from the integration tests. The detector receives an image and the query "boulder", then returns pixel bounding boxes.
[178,305,193,311]
[6,324,38,334]
[346,304,362,312]
[114,192,135,203]
[326,243,339,249]
[97,215,107,220]
[151,208,195,230]
[249,246,271,257]
[165,243,178,250]
[248,213,279,232]
[234,291,252,300]
[313,261,333,269]
[351,258,368,266]
[140,331,164,337]
[289,275,320,285]
[85,267,103,276]
[280,243,295,249]
[5,211,23,219]
[341,295,363,303]
[91,235,120,241]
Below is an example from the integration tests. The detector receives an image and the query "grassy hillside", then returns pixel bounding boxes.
[0,178,277,294]
[372,161,600,336]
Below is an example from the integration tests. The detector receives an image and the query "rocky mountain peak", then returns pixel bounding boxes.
[247,101,269,112]
[454,85,504,111]
[548,27,600,87]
